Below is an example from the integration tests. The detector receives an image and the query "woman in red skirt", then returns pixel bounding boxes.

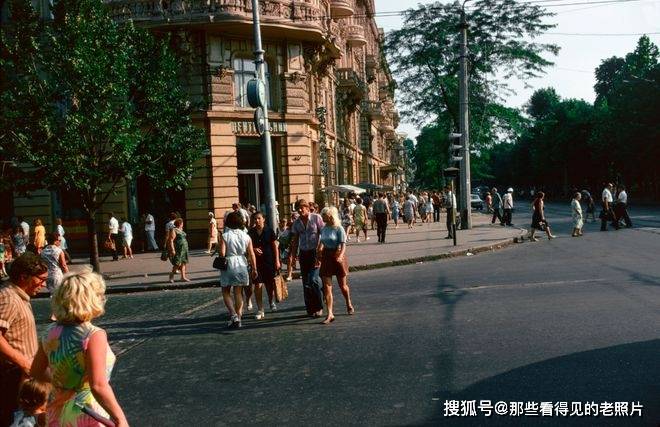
[317,207,355,324]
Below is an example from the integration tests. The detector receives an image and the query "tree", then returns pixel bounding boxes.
[0,0,207,271]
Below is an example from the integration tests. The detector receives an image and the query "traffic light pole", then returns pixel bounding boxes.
[458,8,472,229]
[252,0,278,232]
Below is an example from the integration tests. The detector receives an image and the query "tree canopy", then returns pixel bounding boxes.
[0,0,207,270]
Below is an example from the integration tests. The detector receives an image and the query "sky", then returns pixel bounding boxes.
[374,0,660,140]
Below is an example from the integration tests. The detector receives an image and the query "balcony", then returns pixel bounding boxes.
[346,24,367,47]
[380,121,395,138]
[361,100,384,120]
[336,68,366,106]
[330,0,354,18]
[106,0,328,42]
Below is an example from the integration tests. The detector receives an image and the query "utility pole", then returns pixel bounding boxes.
[458,8,472,229]
[251,0,278,232]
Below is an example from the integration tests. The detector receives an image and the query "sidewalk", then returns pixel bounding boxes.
[39,212,521,296]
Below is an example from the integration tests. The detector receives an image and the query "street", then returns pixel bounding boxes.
[32,204,660,426]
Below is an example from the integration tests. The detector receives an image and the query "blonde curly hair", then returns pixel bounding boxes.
[52,267,106,324]
[320,206,341,227]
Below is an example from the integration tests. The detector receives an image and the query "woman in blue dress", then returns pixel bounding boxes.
[389,194,400,229]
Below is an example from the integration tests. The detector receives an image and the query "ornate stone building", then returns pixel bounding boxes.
[3,0,402,248]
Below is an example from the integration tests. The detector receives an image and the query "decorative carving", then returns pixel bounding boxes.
[285,71,307,85]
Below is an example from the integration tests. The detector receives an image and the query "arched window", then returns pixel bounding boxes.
[233,57,271,108]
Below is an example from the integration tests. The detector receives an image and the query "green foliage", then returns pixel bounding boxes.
[385,0,557,186]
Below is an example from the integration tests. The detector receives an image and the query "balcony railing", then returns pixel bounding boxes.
[330,0,353,18]
[336,68,367,99]
[106,0,327,38]
[361,100,384,120]
[346,24,367,47]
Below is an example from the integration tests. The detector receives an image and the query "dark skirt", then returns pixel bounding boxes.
[319,248,348,278]
[531,211,547,230]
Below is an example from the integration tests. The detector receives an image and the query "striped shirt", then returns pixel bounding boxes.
[0,285,38,365]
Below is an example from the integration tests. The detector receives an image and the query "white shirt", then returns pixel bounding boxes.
[108,217,119,234]
[617,190,627,204]
[503,193,514,209]
[145,214,155,231]
[20,221,29,237]
[602,188,613,203]
[121,222,133,239]
[446,191,457,209]
[165,220,176,232]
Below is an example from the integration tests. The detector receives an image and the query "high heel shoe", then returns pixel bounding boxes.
[321,316,335,325]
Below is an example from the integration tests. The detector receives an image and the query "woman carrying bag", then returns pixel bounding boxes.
[248,212,281,320]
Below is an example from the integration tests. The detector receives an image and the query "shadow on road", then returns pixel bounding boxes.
[425,339,660,426]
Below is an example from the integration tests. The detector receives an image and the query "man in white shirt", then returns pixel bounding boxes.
[444,185,457,239]
[502,188,514,226]
[600,183,619,231]
[107,212,119,261]
[144,213,158,251]
[615,185,633,228]
[224,203,250,229]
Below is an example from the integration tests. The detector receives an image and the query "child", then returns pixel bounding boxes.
[11,379,51,427]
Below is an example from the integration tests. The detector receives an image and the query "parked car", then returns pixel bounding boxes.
[471,194,484,211]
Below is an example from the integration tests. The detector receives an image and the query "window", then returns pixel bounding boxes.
[233,58,271,108]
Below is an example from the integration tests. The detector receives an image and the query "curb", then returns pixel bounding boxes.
[33,237,517,298]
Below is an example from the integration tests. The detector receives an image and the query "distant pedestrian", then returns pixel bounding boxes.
[120,218,134,259]
[318,207,354,325]
[32,219,45,254]
[107,212,119,261]
[277,217,294,282]
[206,212,219,254]
[485,192,493,213]
[432,191,441,222]
[581,190,596,222]
[424,193,434,223]
[340,198,354,240]
[289,199,325,317]
[527,192,556,241]
[218,211,258,328]
[491,188,503,225]
[615,185,632,228]
[12,226,27,258]
[389,194,400,229]
[224,203,249,230]
[571,192,584,237]
[40,232,69,293]
[0,253,47,426]
[0,234,7,279]
[30,268,129,427]
[144,212,158,251]
[54,218,70,263]
[600,183,619,231]
[502,188,514,226]
[167,218,190,282]
[444,185,457,239]
[373,193,390,243]
[18,217,29,247]
[248,212,280,319]
[352,198,368,242]
[403,195,415,229]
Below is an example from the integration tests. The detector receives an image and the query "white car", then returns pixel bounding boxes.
[470,194,484,210]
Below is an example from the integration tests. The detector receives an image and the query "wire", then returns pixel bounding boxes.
[545,31,660,35]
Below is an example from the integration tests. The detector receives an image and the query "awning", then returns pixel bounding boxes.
[321,184,367,194]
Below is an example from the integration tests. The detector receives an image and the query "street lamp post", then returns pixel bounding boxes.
[251,0,278,231]
[458,3,472,229]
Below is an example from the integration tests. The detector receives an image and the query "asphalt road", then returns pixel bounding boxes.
[31,204,660,426]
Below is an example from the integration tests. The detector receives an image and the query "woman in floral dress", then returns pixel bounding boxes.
[31,269,128,427]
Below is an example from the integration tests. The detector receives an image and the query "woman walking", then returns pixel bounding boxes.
[403,195,415,229]
[206,212,218,254]
[40,232,69,293]
[340,198,354,241]
[352,198,368,242]
[167,218,191,282]
[528,192,556,241]
[30,268,129,427]
[389,194,400,229]
[318,207,354,324]
[248,212,281,319]
[120,218,134,259]
[571,192,584,237]
[54,218,71,262]
[33,218,46,253]
[219,211,258,328]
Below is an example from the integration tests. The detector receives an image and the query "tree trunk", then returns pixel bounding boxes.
[86,210,101,273]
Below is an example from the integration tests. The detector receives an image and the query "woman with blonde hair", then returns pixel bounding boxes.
[317,206,354,324]
[33,218,46,253]
[31,268,129,427]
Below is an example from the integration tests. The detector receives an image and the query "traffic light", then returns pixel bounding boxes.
[448,132,463,164]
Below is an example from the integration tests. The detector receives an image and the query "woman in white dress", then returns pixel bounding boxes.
[218,211,258,328]
[120,218,134,259]
[40,232,69,293]
[206,212,218,254]
[571,192,584,237]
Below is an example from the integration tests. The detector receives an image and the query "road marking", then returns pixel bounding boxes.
[442,278,607,292]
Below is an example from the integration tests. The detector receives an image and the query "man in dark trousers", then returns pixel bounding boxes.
[444,185,457,239]
[600,183,619,231]
[373,193,390,243]
[491,187,503,225]
[615,185,633,228]
[432,191,442,222]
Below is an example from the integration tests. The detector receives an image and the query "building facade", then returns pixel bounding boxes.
[3,0,403,249]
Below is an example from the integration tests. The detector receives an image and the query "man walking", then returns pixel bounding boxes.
[444,185,457,239]
[373,193,390,243]
[600,183,619,231]
[502,188,514,226]
[432,191,441,223]
[0,253,48,426]
[144,212,158,251]
[615,185,633,228]
[289,199,324,317]
[491,188,503,225]
[107,212,119,261]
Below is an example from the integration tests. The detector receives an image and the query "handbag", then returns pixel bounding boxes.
[103,238,115,252]
[274,273,288,302]
[213,256,228,270]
